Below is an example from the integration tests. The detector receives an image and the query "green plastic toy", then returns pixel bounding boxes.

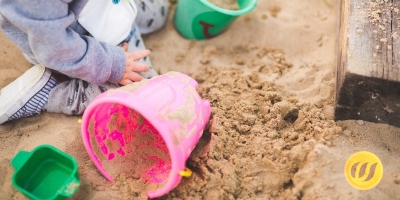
[10,144,80,200]
[173,0,258,40]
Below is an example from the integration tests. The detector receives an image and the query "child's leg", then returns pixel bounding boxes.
[127,26,159,79]
[127,0,169,79]
[133,0,169,35]
[44,79,118,115]
[0,65,58,124]
[0,65,118,124]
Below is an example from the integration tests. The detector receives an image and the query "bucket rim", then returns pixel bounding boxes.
[198,0,258,16]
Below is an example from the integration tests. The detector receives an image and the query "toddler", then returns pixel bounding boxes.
[0,0,169,124]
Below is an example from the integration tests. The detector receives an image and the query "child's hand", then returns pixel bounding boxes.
[118,42,151,85]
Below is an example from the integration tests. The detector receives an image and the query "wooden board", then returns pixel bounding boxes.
[335,0,400,127]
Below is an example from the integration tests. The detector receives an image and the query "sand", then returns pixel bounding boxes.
[1,0,400,199]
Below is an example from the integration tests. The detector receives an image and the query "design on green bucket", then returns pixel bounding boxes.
[199,21,215,39]
[192,11,236,39]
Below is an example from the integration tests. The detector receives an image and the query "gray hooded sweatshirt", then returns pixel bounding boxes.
[0,0,125,85]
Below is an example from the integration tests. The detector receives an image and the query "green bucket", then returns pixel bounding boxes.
[173,0,258,40]
[10,145,80,200]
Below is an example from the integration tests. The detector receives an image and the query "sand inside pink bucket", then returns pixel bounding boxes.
[88,103,171,196]
[208,0,239,10]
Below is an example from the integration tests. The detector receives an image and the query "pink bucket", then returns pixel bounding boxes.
[80,72,211,198]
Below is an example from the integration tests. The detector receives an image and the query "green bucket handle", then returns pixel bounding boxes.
[10,150,30,170]
[58,176,81,197]
[199,0,258,16]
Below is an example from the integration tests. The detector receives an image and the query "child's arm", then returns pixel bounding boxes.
[0,0,130,85]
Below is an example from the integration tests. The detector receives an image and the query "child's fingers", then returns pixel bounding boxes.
[119,79,133,86]
[131,62,149,72]
[129,50,151,60]
[126,72,144,82]
[121,42,128,52]
[119,72,144,85]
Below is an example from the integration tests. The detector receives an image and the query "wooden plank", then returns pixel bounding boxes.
[335,0,400,127]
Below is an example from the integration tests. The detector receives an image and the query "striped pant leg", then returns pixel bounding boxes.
[8,77,58,121]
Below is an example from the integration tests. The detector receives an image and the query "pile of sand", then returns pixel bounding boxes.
[159,65,341,199]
